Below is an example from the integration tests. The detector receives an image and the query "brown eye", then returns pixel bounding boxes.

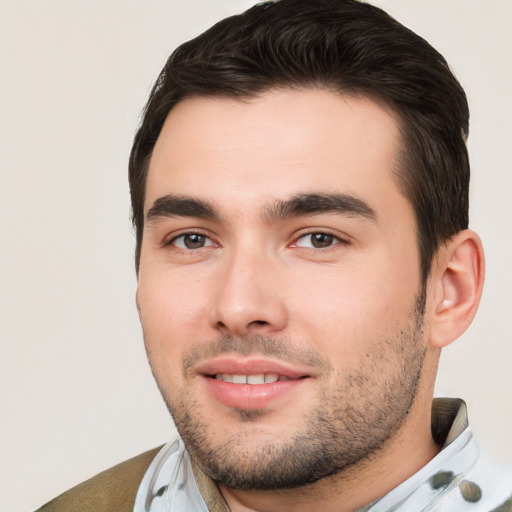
[171,233,214,249]
[184,234,206,249]
[310,233,334,248]
[295,232,338,249]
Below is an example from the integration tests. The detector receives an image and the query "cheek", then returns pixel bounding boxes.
[287,258,419,355]
[292,285,387,352]
[137,270,211,366]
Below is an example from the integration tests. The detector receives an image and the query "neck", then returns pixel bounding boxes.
[218,395,439,512]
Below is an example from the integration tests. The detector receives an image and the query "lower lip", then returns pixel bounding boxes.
[202,376,307,410]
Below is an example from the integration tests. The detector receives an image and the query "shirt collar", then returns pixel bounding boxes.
[362,398,478,511]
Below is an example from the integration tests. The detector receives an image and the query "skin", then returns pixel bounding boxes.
[136,88,483,512]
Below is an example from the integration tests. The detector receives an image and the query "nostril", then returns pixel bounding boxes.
[250,320,268,326]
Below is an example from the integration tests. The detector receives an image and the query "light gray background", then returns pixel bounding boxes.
[1,1,511,511]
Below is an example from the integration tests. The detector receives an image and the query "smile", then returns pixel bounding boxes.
[214,373,291,384]
[195,357,313,409]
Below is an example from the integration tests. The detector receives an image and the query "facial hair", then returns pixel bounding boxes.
[149,292,426,491]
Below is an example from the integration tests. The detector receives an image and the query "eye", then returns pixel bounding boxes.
[170,233,215,250]
[294,232,344,249]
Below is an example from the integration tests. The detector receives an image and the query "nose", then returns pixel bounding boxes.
[210,246,288,337]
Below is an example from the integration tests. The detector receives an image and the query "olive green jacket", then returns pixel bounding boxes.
[34,446,162,512]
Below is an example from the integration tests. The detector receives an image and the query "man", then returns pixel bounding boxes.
[36,0,512,511]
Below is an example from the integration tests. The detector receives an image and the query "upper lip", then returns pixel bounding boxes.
[195,357,312,379]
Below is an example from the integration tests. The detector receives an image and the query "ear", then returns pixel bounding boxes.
[429,230,485,349]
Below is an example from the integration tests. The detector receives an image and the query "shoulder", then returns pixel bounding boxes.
[34,445,163,512]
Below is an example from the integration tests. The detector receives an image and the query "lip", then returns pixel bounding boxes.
[196,357,311,410]
[196,357,312,379]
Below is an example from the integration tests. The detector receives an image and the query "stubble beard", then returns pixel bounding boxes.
[150,292,427,491]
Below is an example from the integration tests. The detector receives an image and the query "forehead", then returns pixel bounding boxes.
[145,88,406,219]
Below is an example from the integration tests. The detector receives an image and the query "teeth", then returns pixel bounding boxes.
[247,374,265,384]
[215,373,283,385]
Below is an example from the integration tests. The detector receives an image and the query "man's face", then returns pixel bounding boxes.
[137,89,427,489]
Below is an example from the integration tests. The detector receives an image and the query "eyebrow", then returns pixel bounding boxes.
[265,193,377,222]
[145,192,377,225]
[146,195,220,223]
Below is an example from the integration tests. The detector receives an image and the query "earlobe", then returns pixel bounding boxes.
[429,230,485,349]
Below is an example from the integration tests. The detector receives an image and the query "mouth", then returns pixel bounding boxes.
[211,373,293,384]
[197,357,312,410]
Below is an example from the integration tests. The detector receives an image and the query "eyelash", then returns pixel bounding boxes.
[292,230,349,250]
[167,232,216,250]
[166,230,349,252]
